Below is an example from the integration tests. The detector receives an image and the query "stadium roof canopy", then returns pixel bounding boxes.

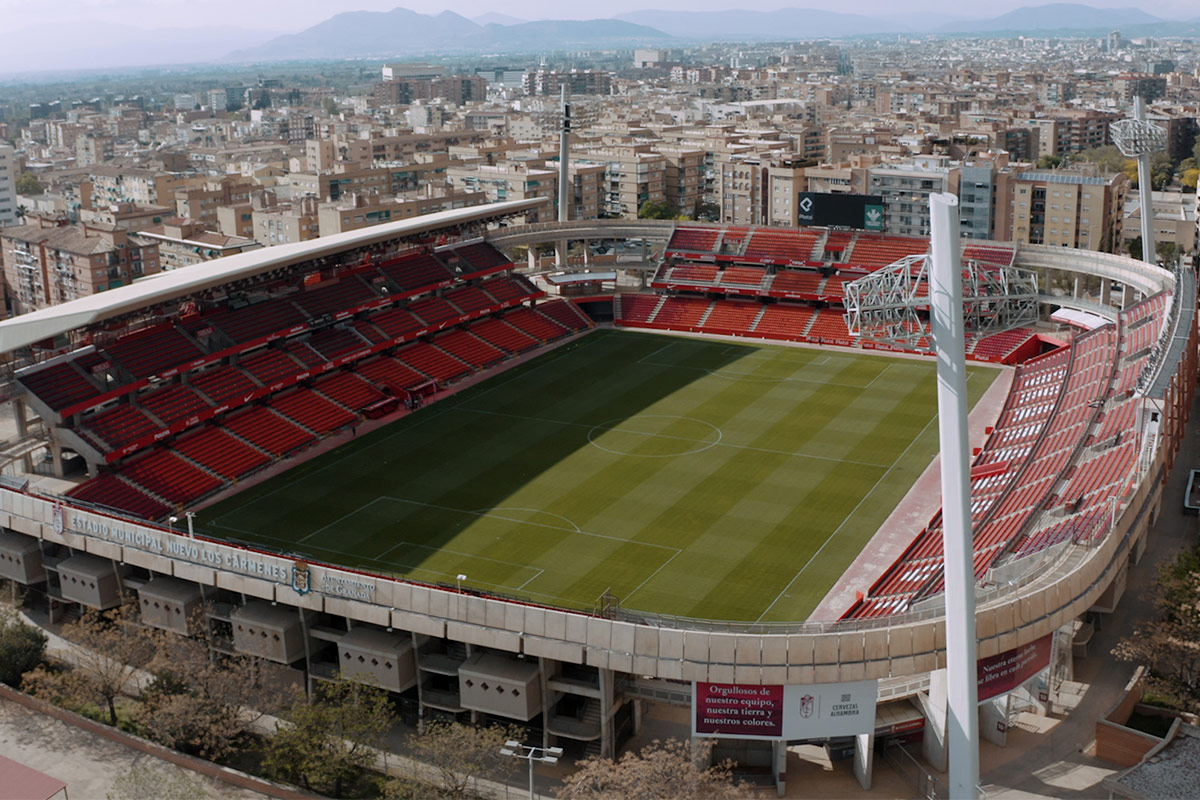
[0,197,547,356]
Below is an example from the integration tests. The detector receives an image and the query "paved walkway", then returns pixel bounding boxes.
[0,698,270,800]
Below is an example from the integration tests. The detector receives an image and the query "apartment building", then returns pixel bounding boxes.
[445,162,558,223]
[251,195,319,246]
[1120,190,1198,260]
[81,166,199,210]
[550,161,606,222]
[0,145,16,228]
[648,145,705,217]
[1,219,160,314]
[523,69,612,97]
[288,159,453,203]
[999,170,1129,253]
[573,146,666,219]
[174,177,257,227]
[716,153,812,227]
[868,157,961,237]
[373,75,489,107]
[316,189,488,236]
[131,218,261,270]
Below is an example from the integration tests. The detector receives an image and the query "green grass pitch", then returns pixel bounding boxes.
[200,330,998,623]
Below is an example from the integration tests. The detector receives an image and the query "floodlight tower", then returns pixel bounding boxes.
[843,196,1039,800]
[1111,96,1167,265]
[555,85,571,267]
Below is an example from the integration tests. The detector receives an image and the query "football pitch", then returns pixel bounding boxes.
[200,330,998,623]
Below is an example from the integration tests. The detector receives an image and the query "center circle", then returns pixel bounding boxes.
[586,415,722,458]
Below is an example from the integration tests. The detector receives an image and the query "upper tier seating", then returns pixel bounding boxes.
[206,297,308,344]
[376,252,454,292]
[18,361,102,412]
[104,326,204,380]
[293,276,377,318]
[80,403,160,450]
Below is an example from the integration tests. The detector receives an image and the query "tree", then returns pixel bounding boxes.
[15,172,44,196]
[260,678,395,796]
[1183,169,1200,191]
[22,601,155,726]
[638,200,677,220]
[322,97,339,116]
[1036,155,1063,169]
[558,738,749,799]
[1073,145,1127,174]
[693,200,720,222]
[15,204,28,222]
[1114,544,1200,713]
[1127,236,1144,260]
[0,605,46,686]
[138,611,290,761]
[1157,241,1179,266]
[392,720,519,798]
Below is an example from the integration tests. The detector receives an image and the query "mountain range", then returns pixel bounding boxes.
[5,4,1199,75]
[226,9,669,62]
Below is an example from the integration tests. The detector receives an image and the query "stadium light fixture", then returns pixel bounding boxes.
[1111,96,1166,265]
[500,741,563,800]
[168,515,178,534]
[457,573,467,590]
[185,511,195,539]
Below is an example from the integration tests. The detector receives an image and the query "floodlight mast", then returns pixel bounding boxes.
[929,193,980,800]
[1111,96,1167,266]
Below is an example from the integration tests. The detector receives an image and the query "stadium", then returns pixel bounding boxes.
[0,196,1192,792]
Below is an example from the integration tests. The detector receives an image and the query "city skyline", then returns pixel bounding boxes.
[4,0,1198,36]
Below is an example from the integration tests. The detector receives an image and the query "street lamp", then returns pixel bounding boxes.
[500,740,562,800]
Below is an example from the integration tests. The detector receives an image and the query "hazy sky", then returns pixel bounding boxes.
[3,0,1195,33]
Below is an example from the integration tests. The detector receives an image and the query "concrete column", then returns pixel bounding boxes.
[1101,279,1112,306]
[599,666,616,759]
[853,732,875,791]
[920,668,949,773]
[774,739,787,797]
[979,694,1009,747]
[528,247,537,272]
[1073,275,1080,299]
[539,657,554,749]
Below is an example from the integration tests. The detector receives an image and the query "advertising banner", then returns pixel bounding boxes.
[796,192,887,229]
[977,633,1053,702]
[693,680,877,740]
